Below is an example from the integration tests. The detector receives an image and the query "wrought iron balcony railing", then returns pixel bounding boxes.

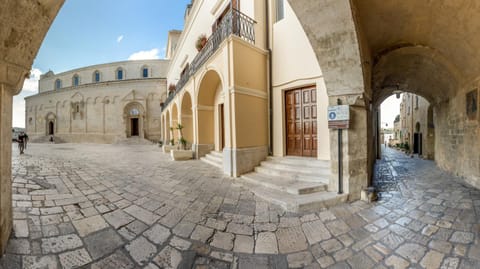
[161,8,256,111]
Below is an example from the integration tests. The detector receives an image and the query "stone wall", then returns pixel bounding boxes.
[0,0,65,256]
[26,77,167,143]
[435,85,480,188]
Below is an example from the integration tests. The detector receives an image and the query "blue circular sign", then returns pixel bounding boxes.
[329,112,336,120]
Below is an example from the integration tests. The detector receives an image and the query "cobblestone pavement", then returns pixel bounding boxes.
[1,143,479,269]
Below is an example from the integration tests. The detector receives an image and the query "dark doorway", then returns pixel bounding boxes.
[48,121,54,135]
[131,118,139,136]
[220,104,225,150]
[285,86,317,157]
[413,133,422,154]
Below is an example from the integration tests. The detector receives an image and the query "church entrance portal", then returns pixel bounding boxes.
[131,118,139,136]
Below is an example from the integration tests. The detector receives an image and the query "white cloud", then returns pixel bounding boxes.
[13,68,42,127]
[117,35,124,43]
[21,68,42,93]
[128,48,160,60]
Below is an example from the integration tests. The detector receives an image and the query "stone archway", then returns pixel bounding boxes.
[165,110,171,144]
[289,0,480,197]
[171,103,179,143]
[195,70,224,157]
[45,112,56,136]
[180,92,193,147]
[0,0,65,255]
[123,102,145,138]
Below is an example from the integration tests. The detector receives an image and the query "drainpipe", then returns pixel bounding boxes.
[265,0,273,156]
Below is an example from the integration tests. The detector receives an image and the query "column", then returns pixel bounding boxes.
[0,62,28,255]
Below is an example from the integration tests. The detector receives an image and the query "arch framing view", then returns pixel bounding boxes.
[1,0,480,264]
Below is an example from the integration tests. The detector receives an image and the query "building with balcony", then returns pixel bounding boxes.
[160,0,338,210]
[25,60,169,143]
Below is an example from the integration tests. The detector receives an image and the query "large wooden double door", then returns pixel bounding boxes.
[286,87,317,157]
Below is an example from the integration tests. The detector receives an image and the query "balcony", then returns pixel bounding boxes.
[162,8,256,111]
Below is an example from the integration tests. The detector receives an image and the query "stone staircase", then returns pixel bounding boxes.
[241,156,348,212]
[114,137,153,145]
[30,135,66,144]
[200,151,223,169]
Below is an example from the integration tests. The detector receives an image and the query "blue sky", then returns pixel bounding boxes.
[14,0,191,127]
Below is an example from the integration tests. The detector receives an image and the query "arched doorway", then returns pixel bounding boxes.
[171,103,179,143]
[165,110,171,144]
[124,102,145,138]
[426,105,435,160]
[414,122,421,155]
[45,112,56,136]
[196,70,224,156]
[48,121,54,135]
[181,92,193,147]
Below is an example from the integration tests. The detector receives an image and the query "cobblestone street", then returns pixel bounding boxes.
[0,143,479,268]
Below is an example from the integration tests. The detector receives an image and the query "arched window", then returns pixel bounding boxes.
[116,68,124,80]
[73,74,80,87]
[93,70,100,83]
[55,79,62,90]
[142,66,149,78]
[130,108,140,116]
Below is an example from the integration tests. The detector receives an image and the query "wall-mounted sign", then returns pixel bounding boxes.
[328,105,350,129]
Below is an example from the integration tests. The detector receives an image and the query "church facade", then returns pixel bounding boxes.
[25,60,169,143]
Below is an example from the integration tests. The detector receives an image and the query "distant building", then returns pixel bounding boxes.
[25,60,169,143]
[398,93,434,159]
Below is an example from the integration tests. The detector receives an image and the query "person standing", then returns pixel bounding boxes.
[24,132,29,149]
[17,132,25,154]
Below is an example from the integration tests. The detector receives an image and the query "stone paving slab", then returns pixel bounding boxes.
[1,143,480,268]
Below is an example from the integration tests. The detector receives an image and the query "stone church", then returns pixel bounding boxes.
[25,60,169,143]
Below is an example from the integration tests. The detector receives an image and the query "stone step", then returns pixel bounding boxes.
[266,156,330,168]
[241,172,327,195]
[246,183,348,212]
[205,153,223,163]
[200,156,223,169]
[259,161,330,176]
[254,166,329,182]
[210,151,223,158]
[200,151,223,169]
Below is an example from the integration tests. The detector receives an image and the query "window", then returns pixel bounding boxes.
[415,96,419,109]
[276,0,285,22]
[55,79,62,90]
[142,67,149,78]
[28,118,32,125]
[116,68,124,80]
[76,104,80,113]
[73,74,79,87]
[94,71,100,83]
[130,108,140,116]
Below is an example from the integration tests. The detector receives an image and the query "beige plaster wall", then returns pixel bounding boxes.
[232,94,268,148]
[271,1,330,160]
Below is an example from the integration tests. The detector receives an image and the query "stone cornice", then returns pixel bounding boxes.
[0,59,30,95]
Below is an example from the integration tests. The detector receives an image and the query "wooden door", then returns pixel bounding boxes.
[285,87,317,157]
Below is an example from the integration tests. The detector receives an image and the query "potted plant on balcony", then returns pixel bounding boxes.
[195,34,207,52]
[168,84,176,96]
